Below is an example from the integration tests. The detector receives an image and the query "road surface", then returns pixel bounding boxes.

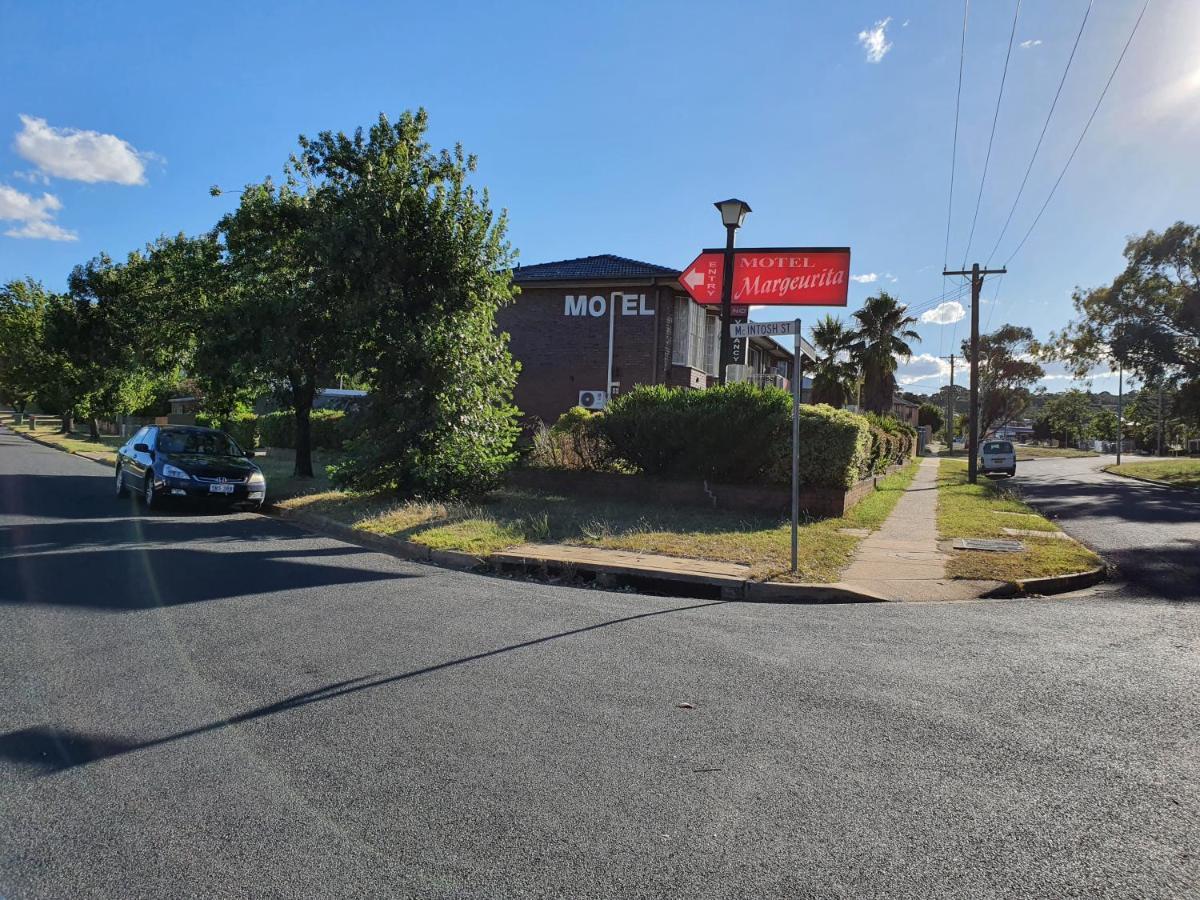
[1014,454,1200,601]
[2,429,1198,898]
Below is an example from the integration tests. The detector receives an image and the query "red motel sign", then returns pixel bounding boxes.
[679,248,851,307]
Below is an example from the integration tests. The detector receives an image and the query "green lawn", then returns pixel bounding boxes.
[254,447,342,501]
[1106,459,1200,489]
[279,460,922,583]
[1015,445,1100,460]
[936,458,1102,582]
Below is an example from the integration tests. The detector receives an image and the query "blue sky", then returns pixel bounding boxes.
[2,0,1197,392]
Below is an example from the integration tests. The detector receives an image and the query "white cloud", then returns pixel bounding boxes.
[897,353,951,386]
[1019,39,1042,49]
[850,273,879,283]
[857,18,893,63]
[0,183,77,241]
[885,272,898,283]
[14,114,149,185]
[920,300,966,325]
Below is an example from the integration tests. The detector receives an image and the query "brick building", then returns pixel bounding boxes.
[500,254,815,425]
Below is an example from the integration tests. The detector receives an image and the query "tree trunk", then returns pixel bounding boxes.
[89,417,101,440]
[60,410,74,434]
[291,375,316,478]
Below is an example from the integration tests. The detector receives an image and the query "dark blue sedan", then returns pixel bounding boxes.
[115,425,266,511]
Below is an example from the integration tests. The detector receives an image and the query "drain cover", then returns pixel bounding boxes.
[954,538,1025,553]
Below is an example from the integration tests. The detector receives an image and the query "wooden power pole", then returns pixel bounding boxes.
[943,263,1007,484]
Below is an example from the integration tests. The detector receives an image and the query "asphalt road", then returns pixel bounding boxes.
[1013,455,1200,601]
[2,429,1198,898]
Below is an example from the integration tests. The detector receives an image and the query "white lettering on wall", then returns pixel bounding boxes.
[563,293,654,317]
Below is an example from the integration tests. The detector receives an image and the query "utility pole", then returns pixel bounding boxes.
[941,354,956,450]
[1116,361,1123,465]
[943,263,1006,483]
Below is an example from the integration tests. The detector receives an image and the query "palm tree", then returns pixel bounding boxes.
[849,291,921,414]
[809,314,857,408]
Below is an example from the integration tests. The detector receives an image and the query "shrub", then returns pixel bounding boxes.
[258,409,350,450]
[196,410,258,451]
[529,407,614,470]
[600,384,873,489]
[863,412,917,472]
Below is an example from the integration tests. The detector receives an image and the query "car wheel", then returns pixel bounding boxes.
[143,472,157,509]
[115,466,128,497]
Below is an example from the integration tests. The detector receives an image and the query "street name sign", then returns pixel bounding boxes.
[730,320,798,338]
[679,248,851,307]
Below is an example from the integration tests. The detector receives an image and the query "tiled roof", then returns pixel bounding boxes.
[512,254,680,282]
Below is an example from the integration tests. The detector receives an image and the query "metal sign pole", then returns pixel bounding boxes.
[792,318,802,573]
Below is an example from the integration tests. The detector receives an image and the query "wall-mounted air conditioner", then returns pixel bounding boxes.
[578,390,608,410]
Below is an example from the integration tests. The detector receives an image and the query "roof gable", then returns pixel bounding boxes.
[512,254,680,283]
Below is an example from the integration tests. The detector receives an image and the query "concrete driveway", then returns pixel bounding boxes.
[1013,455,1200,601]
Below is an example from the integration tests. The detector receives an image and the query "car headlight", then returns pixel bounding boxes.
[247,471,266,486]
[163,464,191,480]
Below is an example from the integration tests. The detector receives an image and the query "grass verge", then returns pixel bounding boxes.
[936,458,1102,582]
[1015,445,1100,460]
[1105,459,1200,490]
[279,459,922,583]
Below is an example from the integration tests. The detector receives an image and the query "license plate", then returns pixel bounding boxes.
[208,483,235,494]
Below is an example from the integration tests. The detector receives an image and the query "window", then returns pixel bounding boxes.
[983,441,1013,454]
[673,298,718,375]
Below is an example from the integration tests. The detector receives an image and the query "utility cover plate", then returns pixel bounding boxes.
[954,538,1025,553]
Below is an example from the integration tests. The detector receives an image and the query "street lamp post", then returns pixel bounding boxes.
[714,198,751,386]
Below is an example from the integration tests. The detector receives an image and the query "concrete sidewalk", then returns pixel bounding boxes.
[841,456,999,601]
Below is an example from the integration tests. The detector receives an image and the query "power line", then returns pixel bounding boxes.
[943,0,970,358]
[1002,0,1152,266]
[985,0,1093,266]
[962,0,1022,264]
[943,0,970,271]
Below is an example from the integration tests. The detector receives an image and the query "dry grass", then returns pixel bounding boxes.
[1106,459,1200,489]
[278,461,923,583]
[936,458,1102,581]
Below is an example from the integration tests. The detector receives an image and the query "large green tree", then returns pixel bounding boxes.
[808,315,857,408]
[0,278,53,417]
[1042,390,1096,448]
[962,324,1044,439]
[242,110,521,495]
[213,177,340,477]
[850,292,920,414]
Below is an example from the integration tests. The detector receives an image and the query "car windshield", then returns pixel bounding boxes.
[983,442,1013,453]
[157,429,241,457]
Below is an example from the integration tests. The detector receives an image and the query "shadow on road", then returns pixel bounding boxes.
[0,544,413,610]
[0,599,726,775]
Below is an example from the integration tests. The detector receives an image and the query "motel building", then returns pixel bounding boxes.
[500,254,817,426]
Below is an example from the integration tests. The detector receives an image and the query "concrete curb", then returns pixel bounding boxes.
[272,505,896,604]
[979,565,1108,599]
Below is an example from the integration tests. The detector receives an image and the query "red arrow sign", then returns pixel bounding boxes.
[679,248,851,306]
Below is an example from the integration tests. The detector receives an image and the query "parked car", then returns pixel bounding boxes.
[979,439,1017,478]
[115,425,266,511]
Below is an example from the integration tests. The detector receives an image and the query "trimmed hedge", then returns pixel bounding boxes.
[863,412,917,473]
[257,409,351,450]
[599,383,874,489]
[195,411,258,451]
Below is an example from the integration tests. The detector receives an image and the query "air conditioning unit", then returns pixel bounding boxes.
[578,390,608,410]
